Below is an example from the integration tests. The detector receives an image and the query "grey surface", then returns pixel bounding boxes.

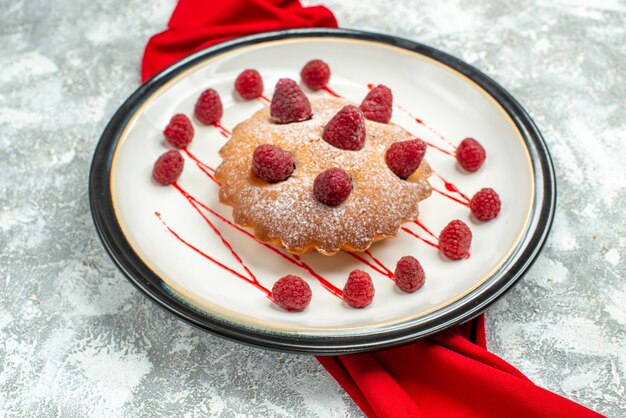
[0,0,624,416]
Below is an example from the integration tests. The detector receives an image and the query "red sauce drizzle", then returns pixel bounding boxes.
[432,171,471,205]
[346,251,394,279]
[401,227,440,250]
[422,140,454,157]
[413,219,439,240]
[155,210,271,297]
[182,148,221,185]
[364,250,394,278]
[432,188,470,207]
[172,183,343,299]
[212,122,232,138]
[258,94,271,106]
[168,183,271,297]
[293,255,343,298]
[398,104,457,150]
[322,86,342,98]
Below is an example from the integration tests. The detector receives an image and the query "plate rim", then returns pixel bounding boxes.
[89,28,556,354]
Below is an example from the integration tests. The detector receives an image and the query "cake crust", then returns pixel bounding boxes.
[215,98,432,255]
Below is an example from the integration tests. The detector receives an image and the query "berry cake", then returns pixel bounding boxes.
[214,96,433,255]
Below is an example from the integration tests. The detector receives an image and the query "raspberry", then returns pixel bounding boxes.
[252,144,295,183]
[385,139,427,179]
[394,256,425,293]
[152,150,184,185]
[163,114,194,148]
[313,168,352,206]
[456,138,486,172]
[300,59,331,90]
[194,88,223,125]
[470,188,501,221]
[359,85,393,123]
[439,220,472,260]
[270,78,312,124]
[322,105,366,151]
[272,275,312,312]
[235,69,263,100]
[343,270,375,308]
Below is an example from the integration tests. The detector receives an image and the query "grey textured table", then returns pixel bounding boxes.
[1,0,624,416]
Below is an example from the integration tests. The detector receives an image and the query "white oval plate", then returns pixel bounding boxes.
[90,29,555,354]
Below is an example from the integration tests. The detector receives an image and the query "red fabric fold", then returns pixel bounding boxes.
[140,2,604,417]
[319,317,603,417]
[141,0,337,81]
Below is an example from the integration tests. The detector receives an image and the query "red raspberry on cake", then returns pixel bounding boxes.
[195,88,223,125]
[360,84,393,123]
[163,114,194,148]
[470,188,501,221]
[456,137,486,172]
[152,150,184,185]
[322,105,366,151]
[439,220,472,260]
[343,270,375,308]
[385,138,427,179]
[300,59,331,90]
[272,275,312,312]
[270,78,312,124]
[235,69,263,100]
[394,256,425,293]
[252,144,295,183]
[313,167,352,206]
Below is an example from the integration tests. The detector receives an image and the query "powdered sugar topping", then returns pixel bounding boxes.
[215,98,432,255]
